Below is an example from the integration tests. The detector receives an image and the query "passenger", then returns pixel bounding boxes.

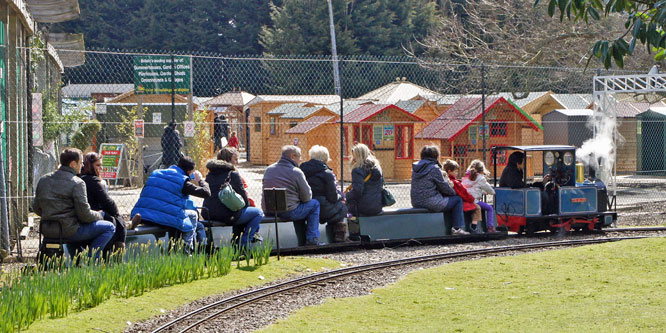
[462,160,497,233]
[410,146,468,235]
[202,147,263,246]
[262,146,323,246]
[33,148,115,259]
[443,160,484,233]
[131,156,211,250]
[79,152,127,252]
[300,145,349,243]
[346,143,383,218]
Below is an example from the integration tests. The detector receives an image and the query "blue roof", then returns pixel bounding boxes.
[492,145,576,152]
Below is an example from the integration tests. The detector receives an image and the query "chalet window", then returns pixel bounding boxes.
[395,125,413,159]
[490,121,507,137]
[353,125,360,144]
[270,116,277,135]
[491,146,507,166]
[453,144,467,157]
[289,122,297,128]
[254,117,261,132]
[361,125,373,148]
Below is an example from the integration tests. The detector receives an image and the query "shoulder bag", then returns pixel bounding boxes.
[218,174,245,211]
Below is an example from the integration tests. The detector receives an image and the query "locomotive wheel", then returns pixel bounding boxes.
[526,223,537,236]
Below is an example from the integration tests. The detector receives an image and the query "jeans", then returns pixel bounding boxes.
[68,220,116,259]
[443,196,465,229]
[184,210,207,249]
[237,206,263,246]
[477,201,495,227]
[279,200,320,241]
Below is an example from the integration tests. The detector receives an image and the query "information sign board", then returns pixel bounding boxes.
[99,143,125,180]
[133,55,191,94]
[134,120,144,138]
[383,125,395,140]
[183,121,195,137]
[153,112,161,124]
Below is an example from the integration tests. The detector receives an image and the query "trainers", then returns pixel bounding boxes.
[251,234,263,243]
[129,214,141,230]
[305,238,327,246]
[452,228,469,235]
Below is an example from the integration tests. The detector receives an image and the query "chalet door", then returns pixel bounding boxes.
[375,150,394,179]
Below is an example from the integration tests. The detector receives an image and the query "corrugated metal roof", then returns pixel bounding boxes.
[343,104,424,123]
[395,100,426,114]
[62,84,133,99]
[495,91,550,107]
[357,81,441,104]
[285,116,334,134]
[416,97,540,140]
[247,95,340,106]
[325,99,375,115]
[267,103,308,115]
[203,91,255,106]
[548,109,594,117]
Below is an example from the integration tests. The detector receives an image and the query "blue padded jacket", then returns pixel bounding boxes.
[131,166,193,232]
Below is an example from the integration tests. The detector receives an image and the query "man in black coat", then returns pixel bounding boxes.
[213,115,229,152]
[299,146,348,242]
[161,121,182,168]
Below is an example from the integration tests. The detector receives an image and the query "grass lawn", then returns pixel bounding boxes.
[265,238,666,332]
[25,256,339,333]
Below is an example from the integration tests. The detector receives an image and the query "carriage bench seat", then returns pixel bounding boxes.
[125,224,170,247]
[354,208,448,241]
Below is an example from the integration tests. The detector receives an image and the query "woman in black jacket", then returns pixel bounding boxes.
[346,143,383,217]
[202,147,263,246]
[80,152,126,251]
[300,145,348,242]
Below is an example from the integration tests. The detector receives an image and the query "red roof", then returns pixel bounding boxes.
[285,116,334,134]
[416,96,539,140]
[342,104,425,123]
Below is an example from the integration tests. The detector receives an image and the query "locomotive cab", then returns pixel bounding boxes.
[492,145,616,234]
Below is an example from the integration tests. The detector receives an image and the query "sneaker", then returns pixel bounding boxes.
[251,234,263,243]
[452,228,469,235]
[129,214,142,230]
[488,226,497,233]
[305,238,327,246]
[471,224,484,234]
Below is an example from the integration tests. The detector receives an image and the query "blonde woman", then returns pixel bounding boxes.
[346,143,383,217]
[300,145,349,242]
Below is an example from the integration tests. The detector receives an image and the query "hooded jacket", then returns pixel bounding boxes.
[462,171,495,202]
[346,161,383,217]
[131,166,192,231]
[300,159,347,223]
[202,159,249,225]
[448,174,478,212]
[410,159,456,212]
[161,125,182,168]
[499,153,526,188]
[262,157,313,212]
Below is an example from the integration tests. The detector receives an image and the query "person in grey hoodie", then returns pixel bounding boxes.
[262,145,322,245]
[410,146,468,235]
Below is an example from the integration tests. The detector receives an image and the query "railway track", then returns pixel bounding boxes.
[151,235,656,333]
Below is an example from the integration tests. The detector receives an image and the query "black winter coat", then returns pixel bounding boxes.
[161,126,182,168]
[300,159,347,223]
[346,163,383,217]
[202,159,249,225]
[80,174,119,217]
[499,162,525,188]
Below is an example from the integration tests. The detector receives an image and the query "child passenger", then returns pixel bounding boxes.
[462,160,497,233]
[443,160,484,233]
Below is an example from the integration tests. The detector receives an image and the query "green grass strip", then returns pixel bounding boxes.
[265,238,666,332]
[26,257,339,333]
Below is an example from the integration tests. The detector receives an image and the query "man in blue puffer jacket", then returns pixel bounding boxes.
[131,156,211,249]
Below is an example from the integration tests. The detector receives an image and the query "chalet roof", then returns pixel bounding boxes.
[104,90,191,104]
[416,97,541,140]
[62,84,133,99]
[342,104,424,123]
[247,95,340,106]
[496,91,550,107]
[642,107,666,117]
[395,100,426,114]
[285,116,335,134]
[203,91,255,106]
[551,94,593,109]
[357,80,441,104]
[324,100,374,115]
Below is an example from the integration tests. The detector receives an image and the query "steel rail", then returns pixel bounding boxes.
[152,236,652,333]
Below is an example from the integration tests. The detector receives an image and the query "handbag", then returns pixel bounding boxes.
[218,175,245,211]
[381,187,396,207]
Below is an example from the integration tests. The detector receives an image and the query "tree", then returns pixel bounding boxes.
[534,0,666,68]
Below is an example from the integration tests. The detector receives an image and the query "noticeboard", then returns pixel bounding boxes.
[134,120,144,138]
[99,143,125,180]
[383,125,395,140]
[133,55,191,95]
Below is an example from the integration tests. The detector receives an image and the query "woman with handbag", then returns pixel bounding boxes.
[345,143,384,218]
[79,152,127,252]
[202,147,264,246]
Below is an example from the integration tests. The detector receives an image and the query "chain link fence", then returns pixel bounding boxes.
[6,49,666,260]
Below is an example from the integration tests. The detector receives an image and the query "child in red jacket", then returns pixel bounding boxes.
[443,159,483,233]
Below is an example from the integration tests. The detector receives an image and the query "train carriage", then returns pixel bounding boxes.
[492,145,617,233]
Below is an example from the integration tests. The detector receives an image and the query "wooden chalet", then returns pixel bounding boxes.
[416,96,542,178]
[200,90,255,150]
